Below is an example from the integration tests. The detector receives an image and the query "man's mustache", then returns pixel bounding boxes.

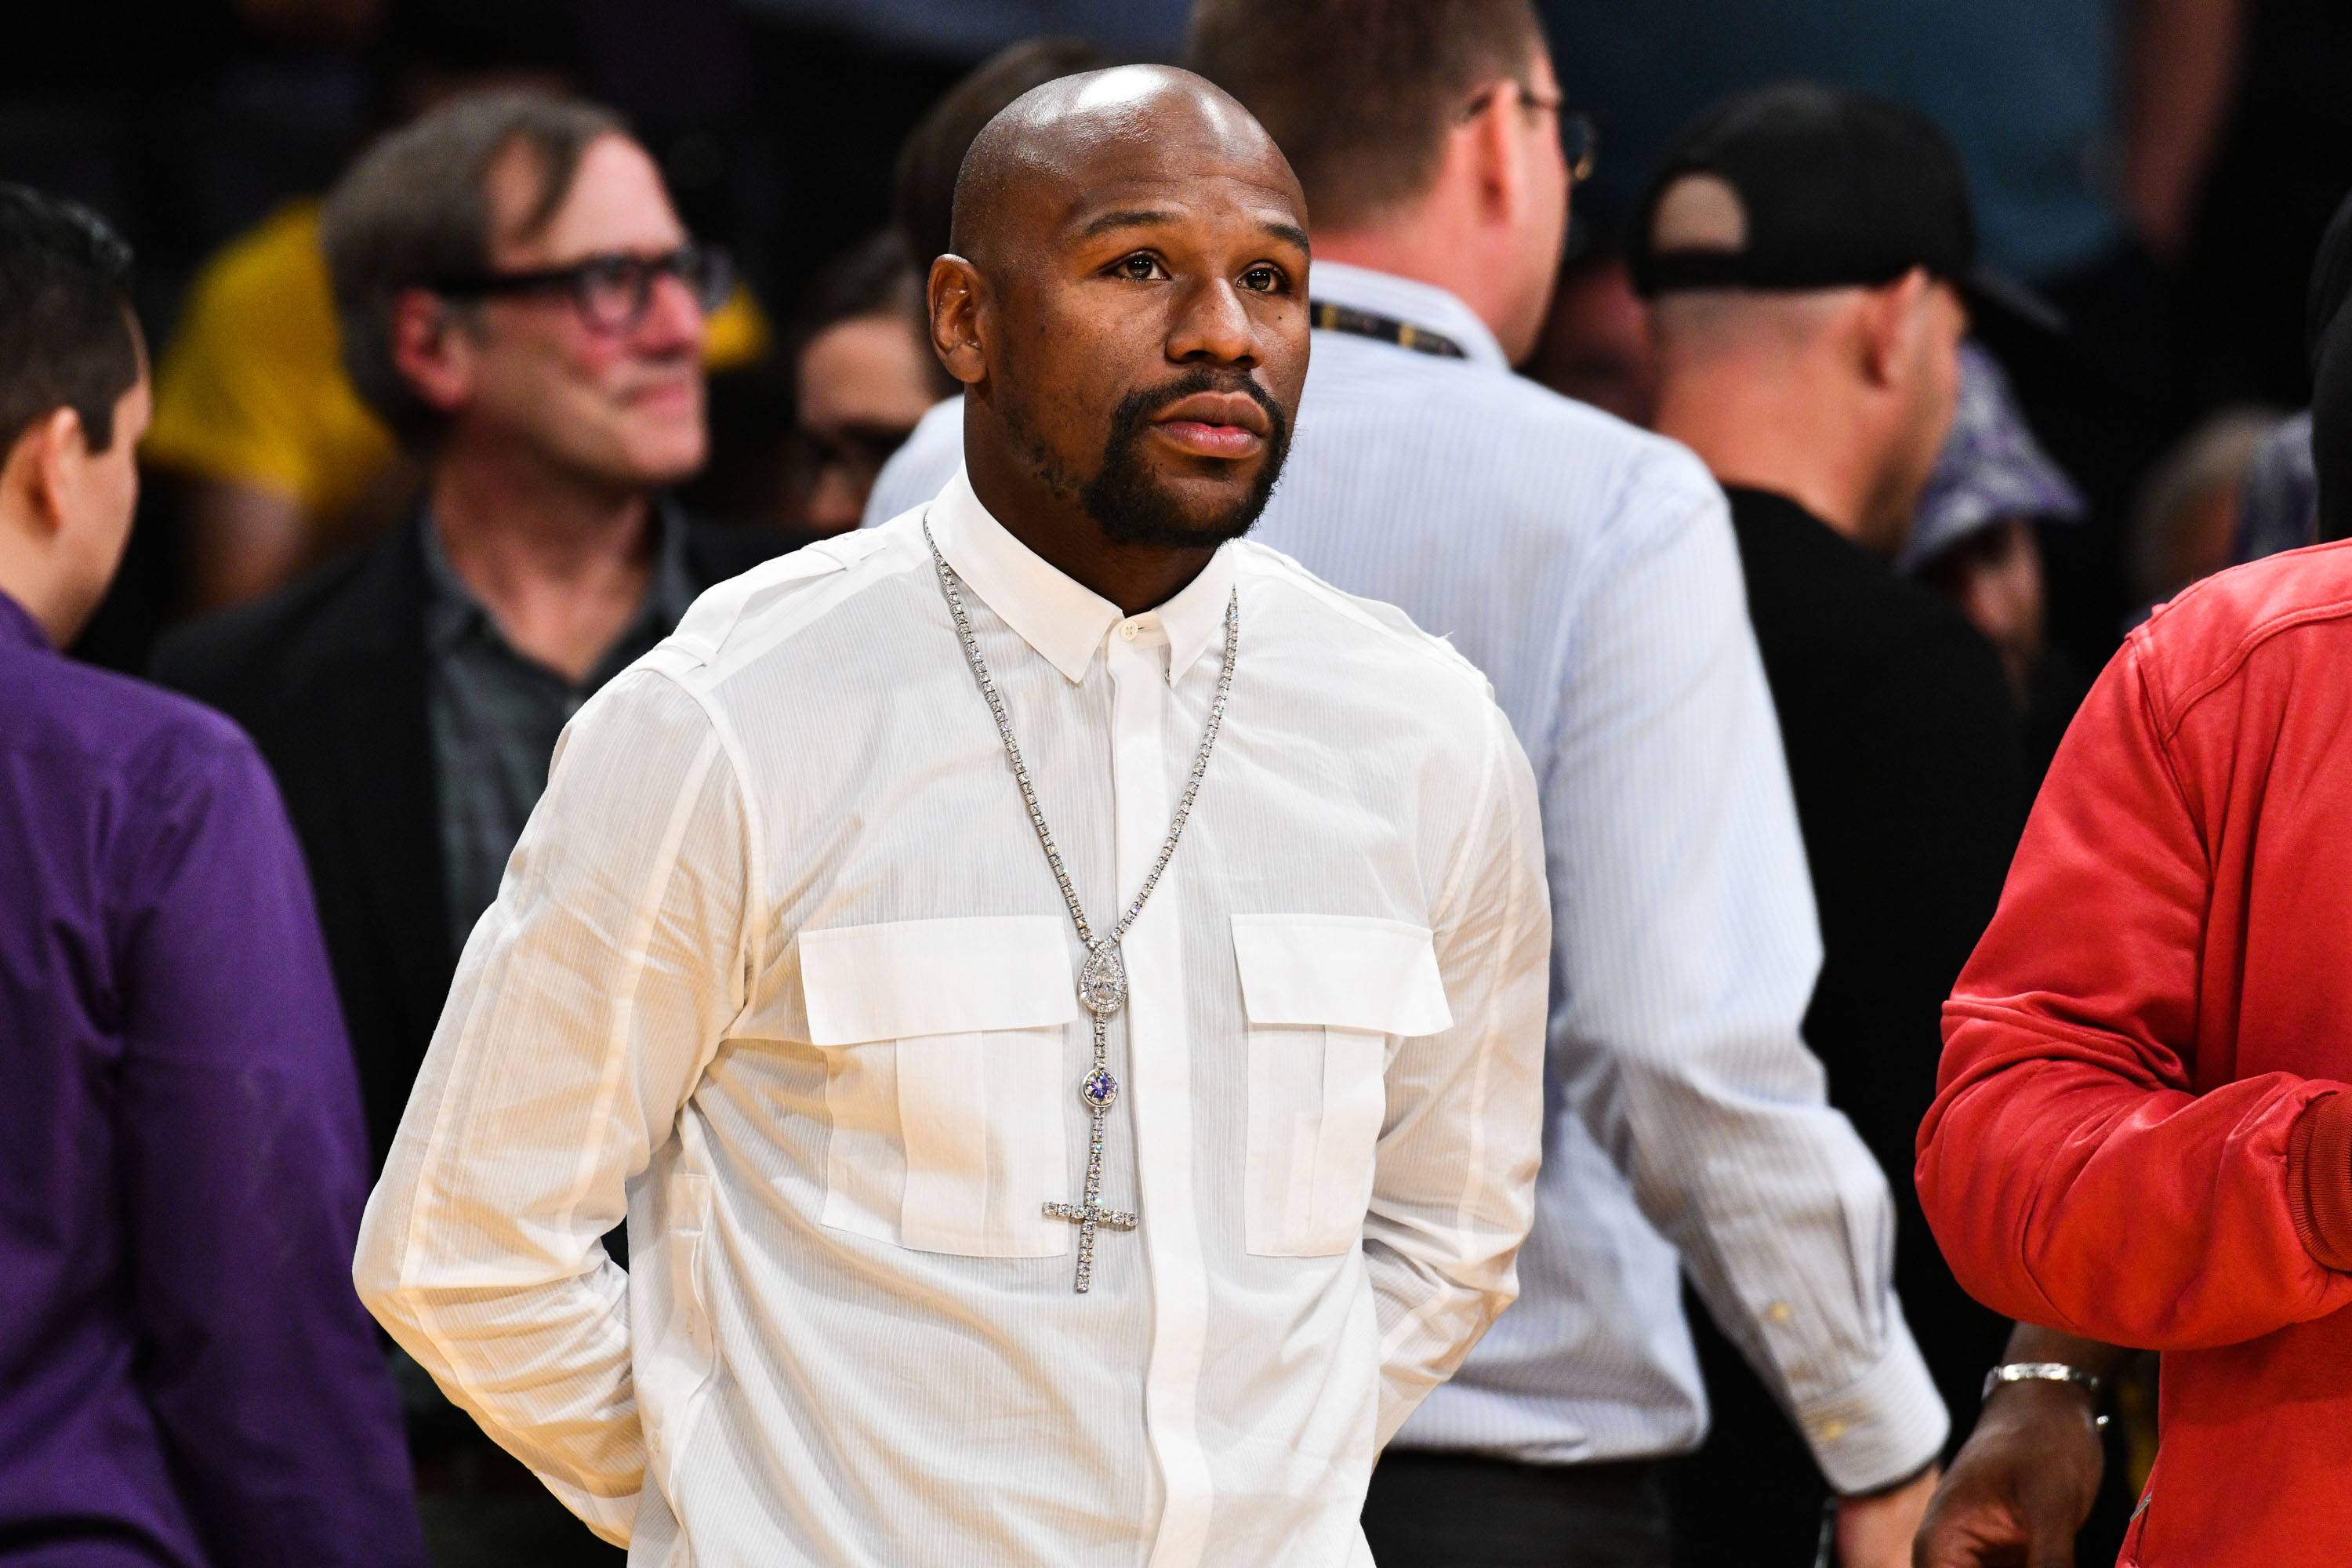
[1120,369,1288,444]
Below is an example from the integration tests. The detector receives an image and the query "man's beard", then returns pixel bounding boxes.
[1078,368,1291,549]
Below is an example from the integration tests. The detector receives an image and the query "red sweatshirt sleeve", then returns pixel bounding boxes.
[1917,630,2352,1351]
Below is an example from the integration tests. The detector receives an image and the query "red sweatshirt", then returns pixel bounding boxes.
[1919,541,2352,1566]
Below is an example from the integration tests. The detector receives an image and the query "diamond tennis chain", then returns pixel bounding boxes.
[924,518,1237,1292]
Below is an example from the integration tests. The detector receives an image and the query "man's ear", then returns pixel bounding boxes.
[9,407,87,535]
[387,286,473,416]
[1856,267,1934,390]
[1460,78,1527,227]
[929,254,988,389]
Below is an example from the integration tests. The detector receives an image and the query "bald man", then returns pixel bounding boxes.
[354,67,1549,1566]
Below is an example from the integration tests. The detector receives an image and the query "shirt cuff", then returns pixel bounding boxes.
[1790,1311,1951,1496]
[2288,1091,2352,1270]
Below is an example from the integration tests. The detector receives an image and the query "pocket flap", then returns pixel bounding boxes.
[800,916,1078,1044]
[1230,914,1453,1036]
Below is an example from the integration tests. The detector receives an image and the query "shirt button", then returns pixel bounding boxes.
[1817,1418,1848,1443]
[1120,623,1138,641]
[1767,1301,1794,1326]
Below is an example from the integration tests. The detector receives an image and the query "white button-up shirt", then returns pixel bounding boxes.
[354,469,1550,1566]
[868,263,1949,1493]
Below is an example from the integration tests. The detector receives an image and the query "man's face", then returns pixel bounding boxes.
[459,134,707,488]
[795,309,942,533]
[967,100,1311,548]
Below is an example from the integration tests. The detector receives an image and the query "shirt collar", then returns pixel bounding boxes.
[419,498,697,663]
[1308,260,1511,371]
[923,466,1237,688]
[0,588,47,653]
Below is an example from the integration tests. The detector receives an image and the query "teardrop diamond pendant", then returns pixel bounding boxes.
[1077,945,1128,1018]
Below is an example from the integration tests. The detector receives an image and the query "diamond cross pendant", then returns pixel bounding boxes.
[1044,1058,1134,1292]
[1044,1196,1137,1293]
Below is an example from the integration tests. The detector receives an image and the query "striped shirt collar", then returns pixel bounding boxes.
[1308,260,1511,372]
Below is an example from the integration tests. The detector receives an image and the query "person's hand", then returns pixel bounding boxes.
[1912,1381,2105,1567]
[1835,1465,1940,1568]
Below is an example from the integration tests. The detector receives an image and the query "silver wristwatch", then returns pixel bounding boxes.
[1982,1362,2109,1428]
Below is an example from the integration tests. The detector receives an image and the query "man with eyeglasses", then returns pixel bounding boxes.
[152,89,788,1566]
[866,5,1948,1566]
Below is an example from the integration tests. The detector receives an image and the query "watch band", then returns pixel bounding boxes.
[1982,1362,2108,1427]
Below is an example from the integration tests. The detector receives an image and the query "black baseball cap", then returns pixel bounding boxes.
[1628,82,2061,335]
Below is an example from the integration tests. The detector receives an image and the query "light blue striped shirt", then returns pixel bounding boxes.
[864,260,1947,1492]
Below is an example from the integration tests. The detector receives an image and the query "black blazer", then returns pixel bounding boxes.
[151,512,794,1166]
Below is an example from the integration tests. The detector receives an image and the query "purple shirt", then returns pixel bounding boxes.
[0,591,423,1567]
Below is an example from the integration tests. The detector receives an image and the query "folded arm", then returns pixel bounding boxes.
[354,662,755,1543]
[1552,471,1947,1492]
[1365,702,1551,1445]
[1918,633,2352,1350]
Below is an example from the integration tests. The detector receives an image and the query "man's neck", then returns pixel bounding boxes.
[0,529,73,648]
[426,442,658,683]
[1312,217,1503,343]
[962,438,1214,618]
[1653,372,1877,543]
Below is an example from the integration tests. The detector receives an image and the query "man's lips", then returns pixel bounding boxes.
[1149,391,1272,460]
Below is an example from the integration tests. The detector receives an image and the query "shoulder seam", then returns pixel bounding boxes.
[1244,546,1489,690]
[2148,590,2352,741]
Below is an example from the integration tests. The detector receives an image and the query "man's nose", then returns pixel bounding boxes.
[1166,277,1258,367]
[635,269,707,354]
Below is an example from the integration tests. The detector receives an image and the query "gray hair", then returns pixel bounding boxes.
[320,89,624,446]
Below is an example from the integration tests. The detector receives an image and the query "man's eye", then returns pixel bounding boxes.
[1241,265,1286,293]
[1114,253,1168,281]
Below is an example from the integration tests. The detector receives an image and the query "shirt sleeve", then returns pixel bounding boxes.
[1918,631,2352,1348]
[354,662,754,1545]
[1364,700,1550,1446]
[1547,467,1947,1493]
[114,723,423,1568]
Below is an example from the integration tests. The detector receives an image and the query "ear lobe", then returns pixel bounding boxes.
[928,254,988,389]
[387,287,470,414]
[1857,270,1931,390]
[1462,82,1524,223]
[17,407,85,534]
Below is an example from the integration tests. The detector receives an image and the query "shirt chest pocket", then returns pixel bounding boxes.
[800,916,1077,1258]
[1233,914,1453,1258]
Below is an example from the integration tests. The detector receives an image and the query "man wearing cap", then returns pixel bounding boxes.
[1915,184,2352,1568]
[1633,83,2034,1561]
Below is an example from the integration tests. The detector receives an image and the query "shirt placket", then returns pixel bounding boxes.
[1106,614,1214,1568]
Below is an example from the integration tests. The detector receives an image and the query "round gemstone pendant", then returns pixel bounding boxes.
[1080,1065,1120,1112]
[1078,945,1127,1018]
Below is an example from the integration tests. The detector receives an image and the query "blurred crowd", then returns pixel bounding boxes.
[6,1,2352,1566]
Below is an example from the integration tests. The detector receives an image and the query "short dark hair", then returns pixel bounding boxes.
[0,184,139,456]
[893,37,1115,270]
[1188,0,1546,231]
[320,88,625,445]
[797,230,924,342]
[790,229,956,398]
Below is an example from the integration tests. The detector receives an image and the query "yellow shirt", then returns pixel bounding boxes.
[146,200,772,524]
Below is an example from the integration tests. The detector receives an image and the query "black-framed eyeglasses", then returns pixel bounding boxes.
[1461,83,1599,183]
[433,243,734,334]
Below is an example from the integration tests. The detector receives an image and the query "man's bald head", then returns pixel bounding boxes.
[924,62,1312,578]
[949,66,1305,270]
